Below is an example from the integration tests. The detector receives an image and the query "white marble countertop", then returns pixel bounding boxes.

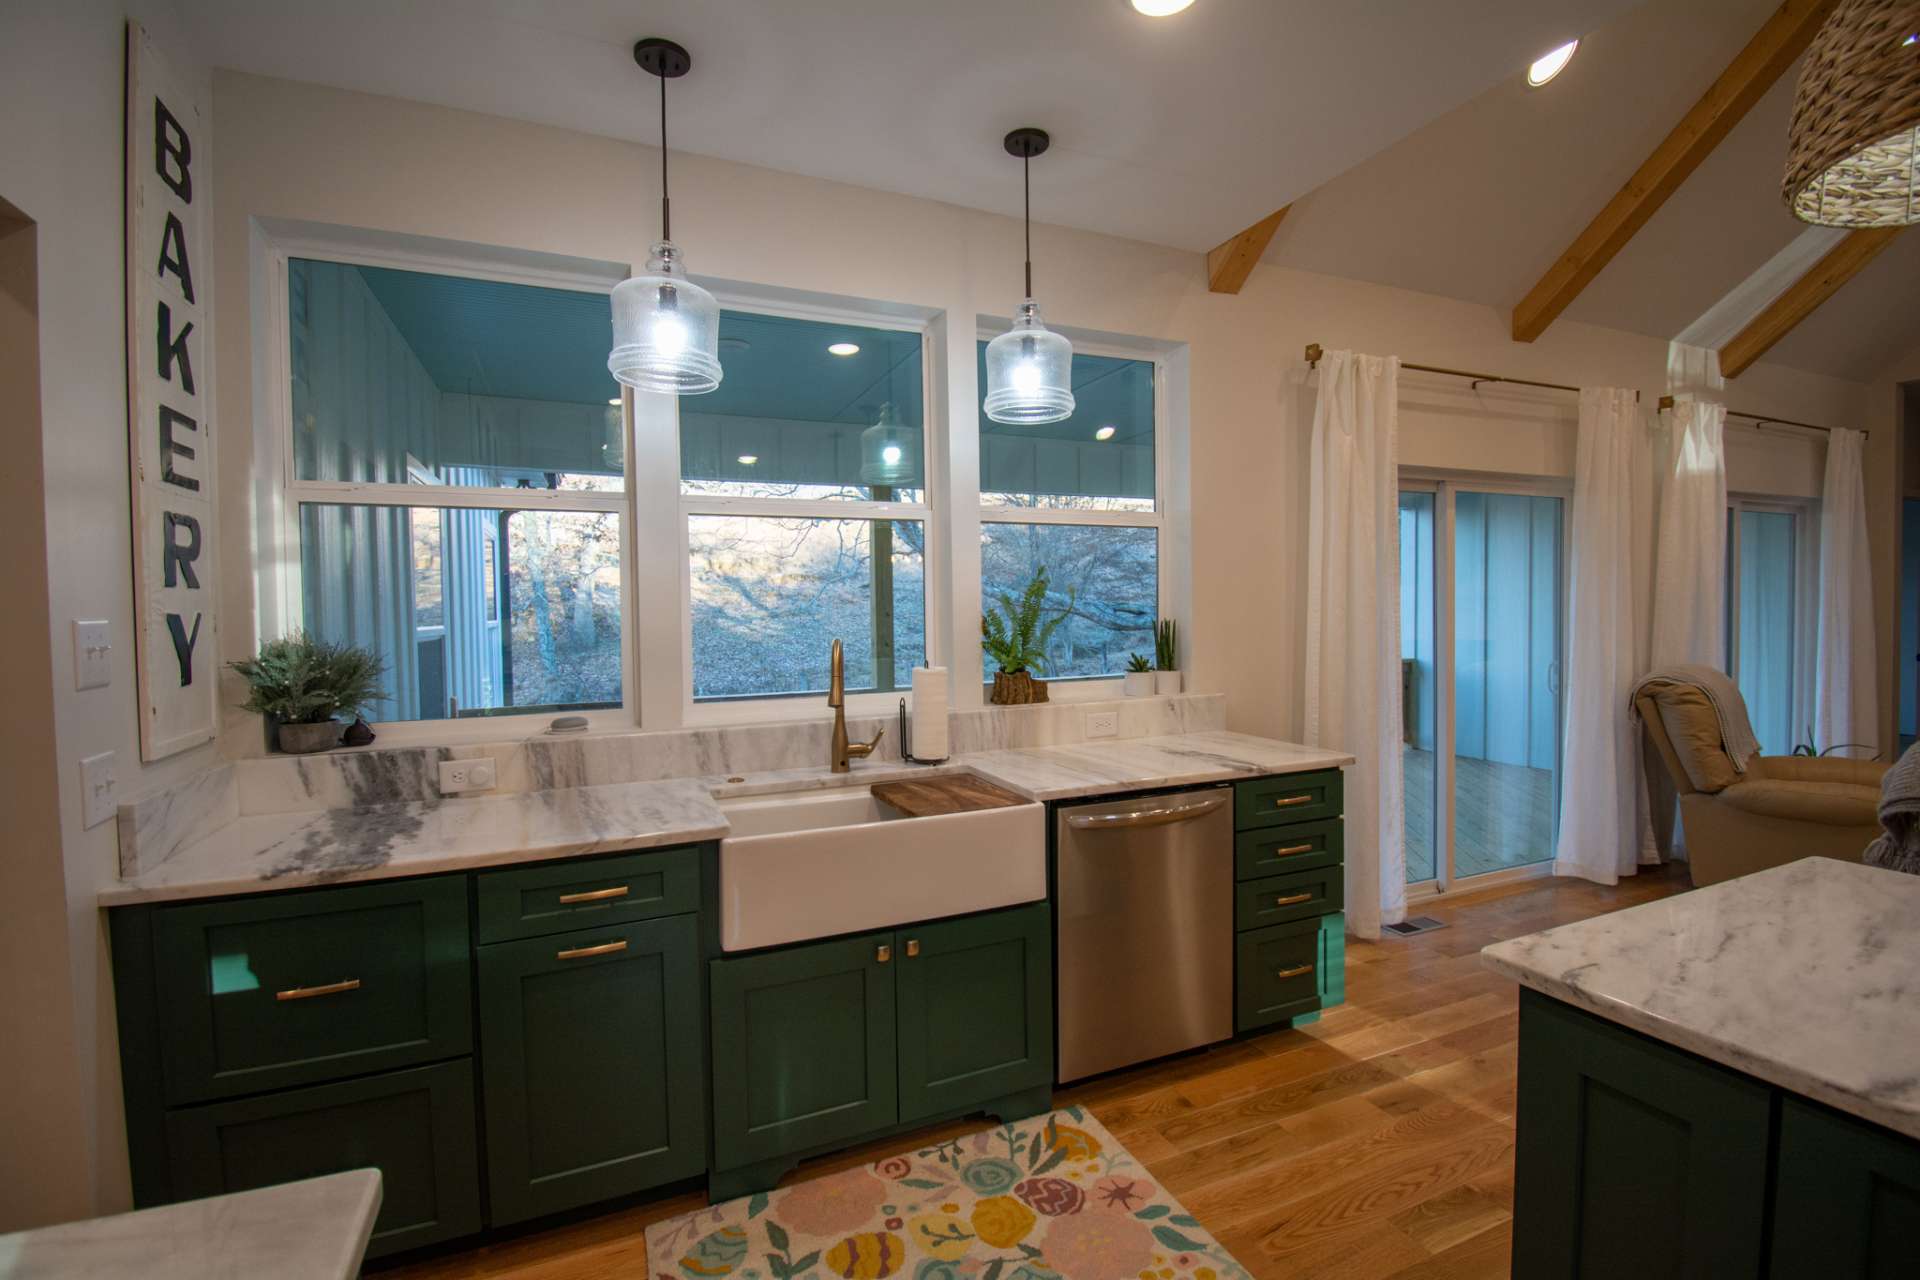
[101,730,1349,906]
[0,1169,380,1279]
[1482,859,1920,1140]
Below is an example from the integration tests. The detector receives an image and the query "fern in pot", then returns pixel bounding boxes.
[982,566,1073,705]
[230,632,387,754]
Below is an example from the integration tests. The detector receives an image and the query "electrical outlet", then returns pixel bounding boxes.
[439,757,498,794]
[80,751,118,828]
[1086,710,1118,739]
[73,620,112,690]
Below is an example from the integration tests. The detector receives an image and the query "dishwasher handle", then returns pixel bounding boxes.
[1064,791,1229,831]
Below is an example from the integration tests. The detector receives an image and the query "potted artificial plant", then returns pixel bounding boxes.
[230,632,387,754]
[982,566,1073,706]
[1123,653,1155,697]
[1154,619,1181,695]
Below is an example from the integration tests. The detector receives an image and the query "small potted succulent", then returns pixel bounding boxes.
[1123,652,1155,697]
[1153,619,1182,695]
[230,632,388,754]
[982,566,1073,705]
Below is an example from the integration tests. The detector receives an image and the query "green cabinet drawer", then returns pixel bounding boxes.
[1770,1098,1920,1277]
[479,914,707,1225]
[710,930,897,1170]
[476,846,700,943]
[1234,770,1343,830]
[896,903,1052,1125]
[152,878,472,1104]
[1234,819,1342,880]
[1511,989,1772,1278]
[1235,913,1345,1032]
[164,1060,482,1260]
[1235,864,1344,931]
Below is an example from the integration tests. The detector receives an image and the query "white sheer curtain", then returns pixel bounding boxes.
[1649,395,1728,668]
[1303,350,1405,939]
[1556,389,1654,885]
[1815,428,1879,756]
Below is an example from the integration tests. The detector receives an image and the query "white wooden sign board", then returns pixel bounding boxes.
[126,22,217,761]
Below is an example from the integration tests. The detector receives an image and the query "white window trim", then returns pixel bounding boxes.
[253,225,637,747]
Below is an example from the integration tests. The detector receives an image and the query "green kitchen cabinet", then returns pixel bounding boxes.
[895,902,1052,1124]
[475,846,700,943]
[1770,1097,1920,1278]
[709,929,899,1170]
[478,914,707,1226]
[1234,769,1343,829]
[1510,989,1773,1278]
[165,1060,482,1259]
[1235,912,1345,1031]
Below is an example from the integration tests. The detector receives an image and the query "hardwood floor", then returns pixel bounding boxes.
[1403,747,1557,880]
[380,865,1689,1280]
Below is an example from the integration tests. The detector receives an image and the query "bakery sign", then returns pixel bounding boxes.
[125,22,216,761]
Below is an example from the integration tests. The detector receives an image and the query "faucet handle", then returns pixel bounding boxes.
[848,726,886,760]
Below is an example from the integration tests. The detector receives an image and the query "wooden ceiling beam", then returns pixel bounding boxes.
[1510,0,1839,343]
[1718,226,1904,378]
[1206,206,1290,294]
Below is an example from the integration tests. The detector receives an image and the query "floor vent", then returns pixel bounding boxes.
[1384,915,1447,937]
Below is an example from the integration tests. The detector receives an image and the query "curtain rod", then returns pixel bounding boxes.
[1653,394,1860,438]
[1302,344,1639,401]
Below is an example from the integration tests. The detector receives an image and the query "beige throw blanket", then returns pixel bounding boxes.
[1629,664,1763,773]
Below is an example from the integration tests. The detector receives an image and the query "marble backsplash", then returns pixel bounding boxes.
[119,694,1225,876]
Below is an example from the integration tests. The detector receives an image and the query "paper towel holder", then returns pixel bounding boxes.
[899,697,949,765]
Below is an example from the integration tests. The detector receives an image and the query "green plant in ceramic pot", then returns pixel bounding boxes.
[230,632,387,754]
[1123,652,1155,698]
[982,566,1074,705]
[1153,619,1181,694]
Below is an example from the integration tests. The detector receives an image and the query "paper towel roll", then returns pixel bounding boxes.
[911,666,950,761]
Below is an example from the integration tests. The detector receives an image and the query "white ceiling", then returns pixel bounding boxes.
[176,0,1640,253]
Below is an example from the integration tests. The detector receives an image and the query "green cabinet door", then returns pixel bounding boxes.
[478,915,707,1226]
[1771,1098,1920,1278]
[165,1060,481,1260]
[895,902,1053,1124]
[710,931,897,1170]
[1511,989,1773,1278]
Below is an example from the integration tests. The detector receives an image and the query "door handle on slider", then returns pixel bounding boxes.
[1273,892,1313,907]
[1273,963,1314,979]
[557,885,630,904]
[556,940,628,961]
[276,979,361,1002]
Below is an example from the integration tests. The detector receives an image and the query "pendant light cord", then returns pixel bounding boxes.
[659,71,671,242]
[1023,152,1032,298]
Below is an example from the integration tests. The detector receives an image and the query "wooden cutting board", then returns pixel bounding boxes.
[871,774,1029,817]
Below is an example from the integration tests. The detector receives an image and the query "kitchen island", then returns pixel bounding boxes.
[1483,858,1920,1277]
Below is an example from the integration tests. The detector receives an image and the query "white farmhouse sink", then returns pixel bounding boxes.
[716,782,1045,951]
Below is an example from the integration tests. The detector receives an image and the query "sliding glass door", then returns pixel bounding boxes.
[1401,479,1566,890]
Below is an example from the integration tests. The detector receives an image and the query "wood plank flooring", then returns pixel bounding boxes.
[1403,748,1557,880]
[379,865,1688,1280]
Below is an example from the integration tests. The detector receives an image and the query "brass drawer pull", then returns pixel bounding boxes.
[1273,963,1315,980]
[876,944,892,964]
[905,939,920,958]
[1273,892,1314,907]
[276,978,361,1002]
[557,885,630,904]
[557,939,628,961]
[1271,795,1313,808]
[1272,842,1315,857]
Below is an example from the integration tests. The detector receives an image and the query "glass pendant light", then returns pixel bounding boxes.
[608,38,724,394]
[984,128,1075,425]
[859,402,920,487]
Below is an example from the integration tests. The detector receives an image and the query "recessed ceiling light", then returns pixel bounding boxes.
[737,454,758,465]
[1095,425,1117,441]
[827,342,861,357]
[607,396,622,406]
[1131,0,1195,15]
[1527,39,1578,87]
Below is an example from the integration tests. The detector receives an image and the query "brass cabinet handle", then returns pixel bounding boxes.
[1272,842,1315,857]
[1273,892,1313,907]
[1271,795,1313,808]
[1274,963,1315,979]
[557,885,630,904]
[905,939,920,958]
[276,978,361,1002]
[876,944,892,964]
[556,939,628,961]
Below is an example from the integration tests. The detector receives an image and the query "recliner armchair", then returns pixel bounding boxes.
[1635,680,1885,887]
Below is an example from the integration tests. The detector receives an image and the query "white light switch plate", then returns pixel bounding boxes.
[1085,710,1118,739]
[73,620,112,690]
[439,757,498,794]
[80,751,118,828]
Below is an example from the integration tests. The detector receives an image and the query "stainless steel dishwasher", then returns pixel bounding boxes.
[1055,785,1232,1082]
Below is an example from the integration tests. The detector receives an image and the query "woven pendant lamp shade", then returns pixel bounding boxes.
[1782,0,1920,226]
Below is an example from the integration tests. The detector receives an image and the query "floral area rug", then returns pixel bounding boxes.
[646,1107,1250,1280]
